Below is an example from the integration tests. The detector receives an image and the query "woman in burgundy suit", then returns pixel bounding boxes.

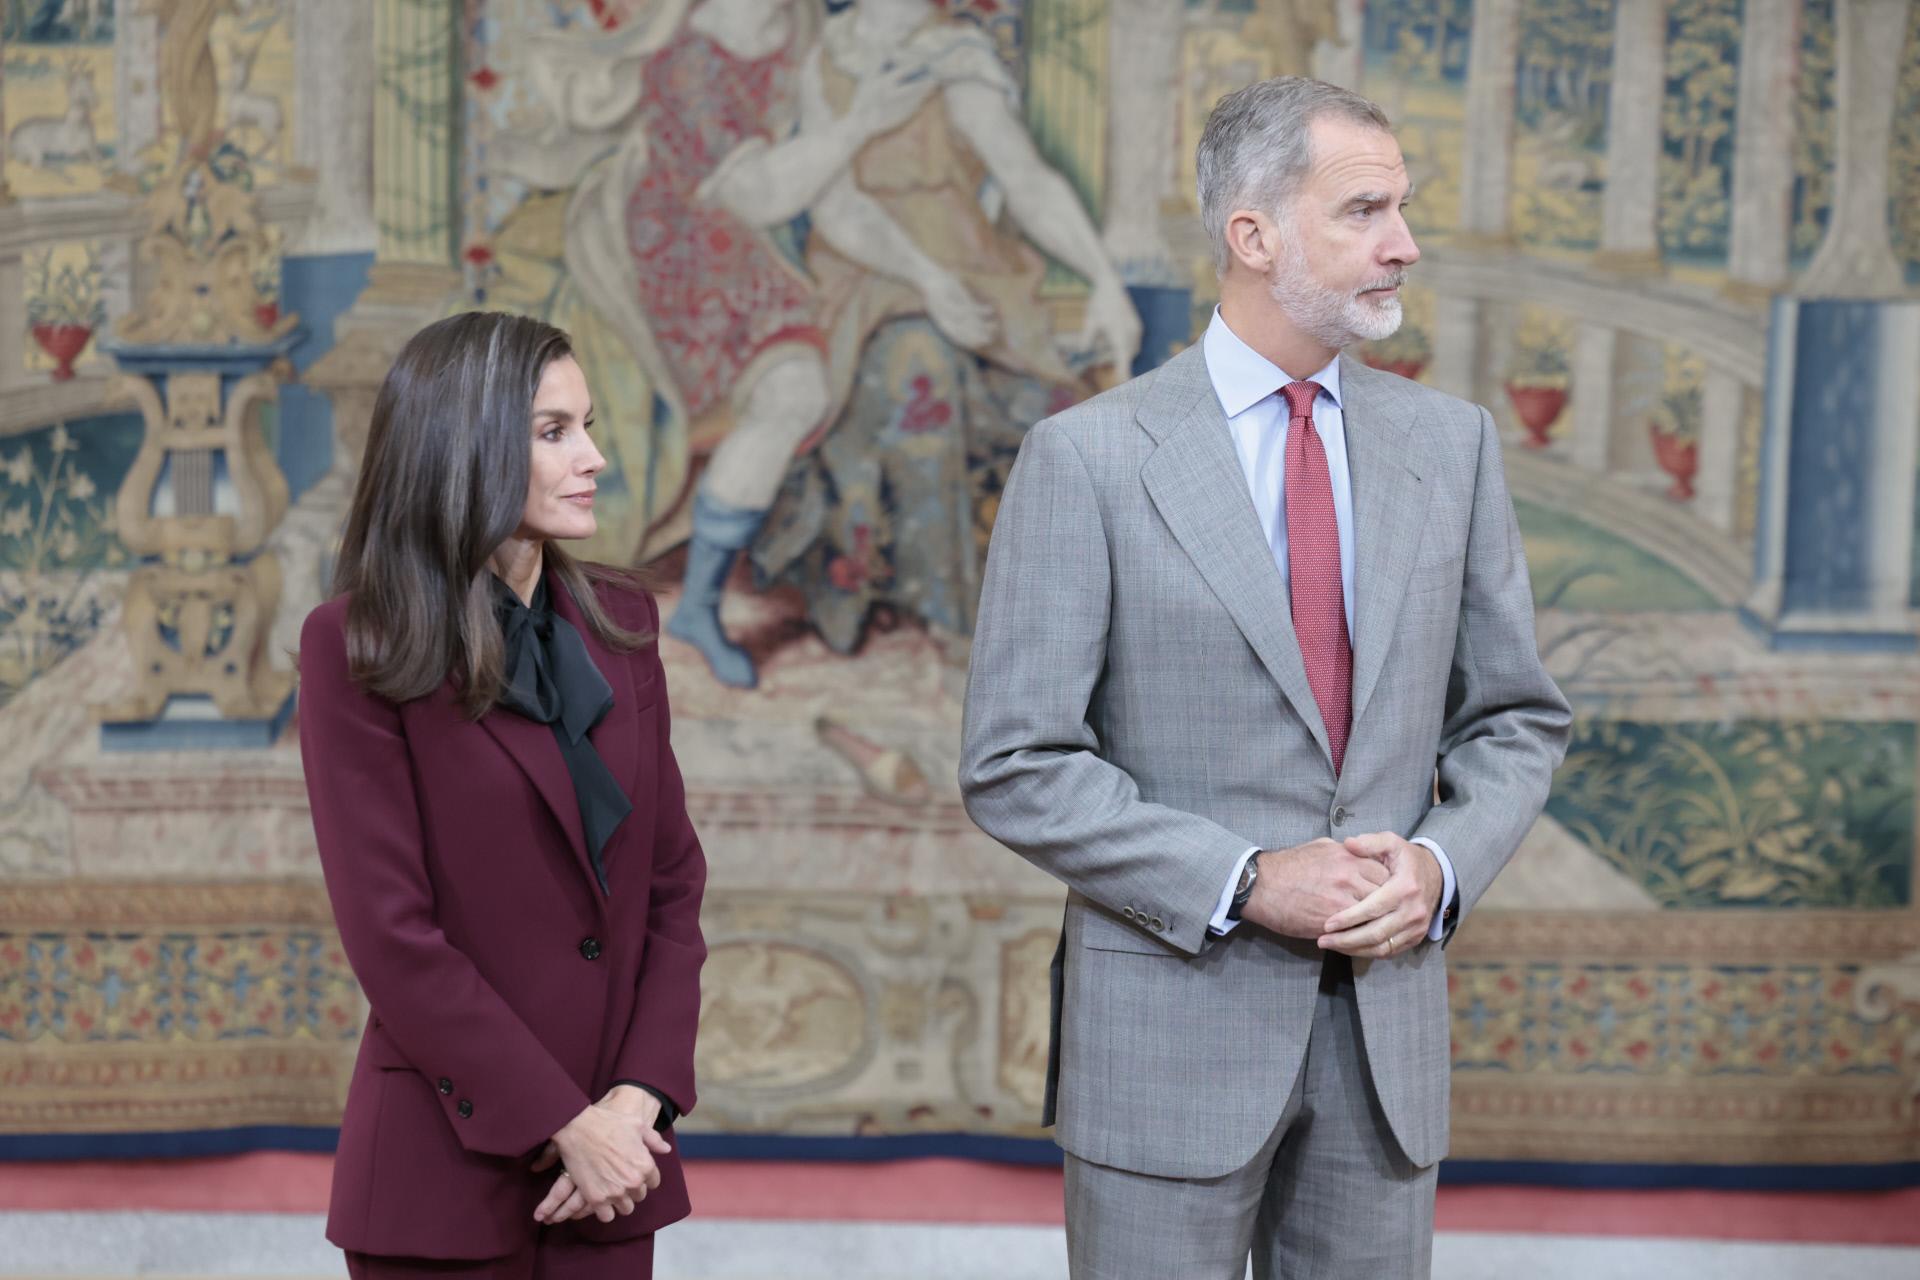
[298,312,707,1278]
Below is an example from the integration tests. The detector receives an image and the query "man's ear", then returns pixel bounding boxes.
[1224,208,1277,274]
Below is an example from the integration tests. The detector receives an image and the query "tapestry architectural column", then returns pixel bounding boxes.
[1798,0,1909,297]
[92,0,308,747]
[1564,330,1617,473]
[1746,2,1918,651]
[1743,299,1920,650]
[1311,0,1367,92]
[1456,0,1520,245]
[367,0,463,290]
[1102,0,1189,374]
[1595,0,1668,275]
[1430,0,1518,428]
[1725,0,1800,303]
[0,50,11,205]
[1566,325,1664,478]
[307,0,463,481]
[1102,0,1181,285]
[1694,365,1744,533]
[295,0,378,254]
[114,8,164,177]
[1428,295,1504,413]
[1569,0,1669,475]
[0,42,14,375]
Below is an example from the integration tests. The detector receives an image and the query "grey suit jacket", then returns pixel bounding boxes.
[959,342,1571,1178]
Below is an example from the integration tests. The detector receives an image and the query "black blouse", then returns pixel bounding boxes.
[490,570,631,894]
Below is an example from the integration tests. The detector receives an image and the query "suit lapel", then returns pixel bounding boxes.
[1340,354,1432,731]
[477,700,599,892]
[1139,347,1334,769]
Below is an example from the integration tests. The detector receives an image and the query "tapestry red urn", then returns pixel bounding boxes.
[31,323,92,382]
[1650,423,1698,500]
[1505,381,1569,449]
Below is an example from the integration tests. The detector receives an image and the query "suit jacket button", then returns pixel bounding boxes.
[456,1099,474,1119]
[438,1077,453,1095]
[1333,806,1349,825]
[579,937,602,961]
[1121,906,1136,920]
[1150,916,1164,931]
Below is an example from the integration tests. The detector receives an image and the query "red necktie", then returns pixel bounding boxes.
[1281,381,1352,773]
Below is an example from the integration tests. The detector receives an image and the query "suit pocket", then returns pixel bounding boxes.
[1406,552,1465,597]
[359,1020,413,1070]
[361,1068,528,1258]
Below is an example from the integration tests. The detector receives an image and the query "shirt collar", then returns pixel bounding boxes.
[490,567,551,617]
[1202,307,1344,419]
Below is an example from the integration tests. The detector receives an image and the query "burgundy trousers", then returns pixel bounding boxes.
[344,1234,653,1280]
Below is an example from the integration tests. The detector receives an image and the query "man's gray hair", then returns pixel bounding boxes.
[1196,77,1393,275]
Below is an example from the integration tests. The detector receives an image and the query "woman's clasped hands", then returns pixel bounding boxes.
[532,1085,671,1224]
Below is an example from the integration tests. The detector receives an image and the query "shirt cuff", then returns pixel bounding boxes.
[610,1079,678,1130]
[1208,846,1261,936]
[1409,837,1456,942]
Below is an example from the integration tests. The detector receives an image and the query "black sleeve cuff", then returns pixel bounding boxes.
[611,1079,678,1130]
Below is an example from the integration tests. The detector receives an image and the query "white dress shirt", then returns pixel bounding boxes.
[1198,308,1458,940]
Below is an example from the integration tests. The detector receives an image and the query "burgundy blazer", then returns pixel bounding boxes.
[297,577,706,1260]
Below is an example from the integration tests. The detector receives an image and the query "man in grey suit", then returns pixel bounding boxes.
[959,78,1571,1278]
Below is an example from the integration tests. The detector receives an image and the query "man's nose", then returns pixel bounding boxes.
[1385,211,1421,267]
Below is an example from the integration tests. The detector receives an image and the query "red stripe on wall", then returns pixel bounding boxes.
[0,1155,1915,1246]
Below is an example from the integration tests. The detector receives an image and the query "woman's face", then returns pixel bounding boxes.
[517,355,605,543]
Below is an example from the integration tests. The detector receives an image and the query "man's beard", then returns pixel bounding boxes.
[1266,231,1405,349]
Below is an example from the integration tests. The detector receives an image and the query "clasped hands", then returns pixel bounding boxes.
[531,1085,670,1225]
[1237,832,1444,960]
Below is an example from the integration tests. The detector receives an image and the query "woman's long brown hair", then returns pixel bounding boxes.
[329,311,650,719]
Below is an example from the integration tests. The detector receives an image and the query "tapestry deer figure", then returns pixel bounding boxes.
[8,61,103,175]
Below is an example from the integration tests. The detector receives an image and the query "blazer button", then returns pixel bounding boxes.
[1149,916,1164,931]
[1121,906,1136,920]
[578,937,602,961]
[456,1099,474,1119]
[437,1077,453,1095]
[1333,806,1349,825]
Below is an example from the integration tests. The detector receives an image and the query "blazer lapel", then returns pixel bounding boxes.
[1340,354,1432,732]
[1138,347,1334,769]
[477,702,600,893]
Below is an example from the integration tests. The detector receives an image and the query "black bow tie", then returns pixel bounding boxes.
[492,573,631,892]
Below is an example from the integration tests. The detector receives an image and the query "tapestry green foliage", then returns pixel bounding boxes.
[1548,719,1913,910]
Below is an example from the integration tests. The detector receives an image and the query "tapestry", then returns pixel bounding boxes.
[2,0,1919,1178]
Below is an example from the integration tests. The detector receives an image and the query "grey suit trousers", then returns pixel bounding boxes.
[1064,956,1437,1280]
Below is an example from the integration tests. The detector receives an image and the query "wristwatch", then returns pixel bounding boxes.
[1225,852,1261,922]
